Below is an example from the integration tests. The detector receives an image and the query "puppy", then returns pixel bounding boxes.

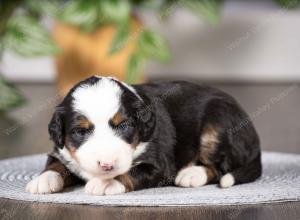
[26,76,262,195]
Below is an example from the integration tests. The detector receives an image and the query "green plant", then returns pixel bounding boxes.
[53,0,225,83]
[0,76,25,112]
[0,0,59,112]
[276,0,300,8]
[0,0,299,112]
[41,0,300,83]
[0,0,225,112]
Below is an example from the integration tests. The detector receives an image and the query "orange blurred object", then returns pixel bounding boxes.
[53,17,144,97]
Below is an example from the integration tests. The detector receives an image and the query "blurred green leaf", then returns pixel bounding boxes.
[109,19,130,55]
[182,0,223,24]
[58,0,99,32]
[126,52,145,84]
[0,75,25,113]
[0,40,4,57]
[132,0,164,9]
[24,0,61,17]
[100,0,130,23]
[275,0,300,8]
[4,15,60,57]
[159,0,177,20]
[139,29,171,62]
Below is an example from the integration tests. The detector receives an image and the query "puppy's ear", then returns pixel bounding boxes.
[137,105,156,142]
[48,107,65,149]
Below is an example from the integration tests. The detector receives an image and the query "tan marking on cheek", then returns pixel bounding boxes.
[116,173,135,192]
[65,137,79,161]
[69,146,77,159]
[199,124,219,165]
[111,111,124,126]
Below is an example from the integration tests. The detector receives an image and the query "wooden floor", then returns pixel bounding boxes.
[0,83,300,220]
[0,198,300,220]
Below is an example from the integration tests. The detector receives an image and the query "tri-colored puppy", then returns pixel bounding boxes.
[26,76,262,195]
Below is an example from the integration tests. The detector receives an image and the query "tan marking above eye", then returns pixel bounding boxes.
[79,118,93,129]
[111,111,125,126]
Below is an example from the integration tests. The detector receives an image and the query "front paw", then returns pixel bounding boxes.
[175,166,208,187]
[84,178,126,196]
[104,179,126,195]
[84,178,109,195]
[26,171,64,194]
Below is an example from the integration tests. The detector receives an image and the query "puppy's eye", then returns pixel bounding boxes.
[117,120,131,130]
[72,127,89,136]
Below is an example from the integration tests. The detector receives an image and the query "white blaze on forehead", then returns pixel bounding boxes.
[72,78,121,121]
[96,75,143,101]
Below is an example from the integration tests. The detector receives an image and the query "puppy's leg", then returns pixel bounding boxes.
[174,121,220,188]
[113,164,166,194]
[196,98,261,188]
[103,179,127,195]
[114,174,135,193]
[26,155,81,194]
[220,154,262,188]
[84,177,127,196]
[175,165,217,187]
[84,178,110,195]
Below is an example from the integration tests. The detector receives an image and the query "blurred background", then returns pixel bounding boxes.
[0,0,299,159]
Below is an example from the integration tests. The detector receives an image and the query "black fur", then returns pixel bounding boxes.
[130,81,262,188]
[48,107,65,149]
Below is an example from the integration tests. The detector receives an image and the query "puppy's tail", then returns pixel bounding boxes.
[219,154,262,188]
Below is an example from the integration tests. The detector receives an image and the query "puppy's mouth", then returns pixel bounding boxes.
[100,169,118,175]
[95,169,123,179]
[90,165,124,178]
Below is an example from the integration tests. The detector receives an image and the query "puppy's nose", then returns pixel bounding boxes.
[99,162,114,171]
